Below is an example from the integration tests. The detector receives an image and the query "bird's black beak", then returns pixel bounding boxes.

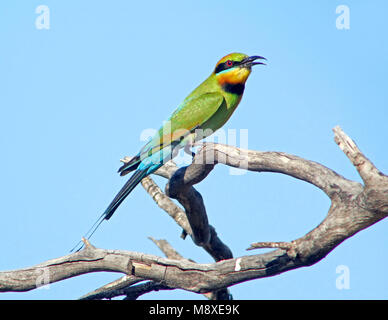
[240,55,267,68]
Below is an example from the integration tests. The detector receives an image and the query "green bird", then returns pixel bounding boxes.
[74,52,265,249]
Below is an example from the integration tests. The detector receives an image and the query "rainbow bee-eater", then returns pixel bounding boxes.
[74,53,265,249]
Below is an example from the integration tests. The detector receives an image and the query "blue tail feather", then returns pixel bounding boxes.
[71,147,174,252]
[104,169,147,220]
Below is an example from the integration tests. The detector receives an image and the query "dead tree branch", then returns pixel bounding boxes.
[0,126,386,298]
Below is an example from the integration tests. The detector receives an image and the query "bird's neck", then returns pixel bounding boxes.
[215,67,249,97]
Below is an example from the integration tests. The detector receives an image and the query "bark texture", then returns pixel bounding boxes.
[0,126,386,299]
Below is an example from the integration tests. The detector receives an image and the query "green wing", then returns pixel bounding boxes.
[148,92,225,153]
[118,92,225,175]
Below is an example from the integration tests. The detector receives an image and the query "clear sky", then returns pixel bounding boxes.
[0,1,387,299]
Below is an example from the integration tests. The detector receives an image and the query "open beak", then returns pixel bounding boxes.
[240,55,267,68]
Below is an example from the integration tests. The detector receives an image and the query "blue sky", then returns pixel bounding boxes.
[0,1,387,299]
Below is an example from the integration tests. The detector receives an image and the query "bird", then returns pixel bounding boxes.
[72,52,266,251]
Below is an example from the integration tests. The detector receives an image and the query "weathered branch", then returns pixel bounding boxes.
[79,275,144,300]
[81,161,233,300]
[148,237,231,300]
[247,241,295,251]
[148,237,191,262]
[0,240,325,294]
[122,281,173,300]
[142,159,233,263]
[172,141,361,200]
[1,126,386,298]
[140,176,193,237]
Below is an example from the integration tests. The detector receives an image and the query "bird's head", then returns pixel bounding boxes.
[214,53,266,91]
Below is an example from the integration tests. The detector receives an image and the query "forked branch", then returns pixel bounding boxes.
[0,126,386,299]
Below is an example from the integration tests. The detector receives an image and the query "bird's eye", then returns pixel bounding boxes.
[226,60,233,67]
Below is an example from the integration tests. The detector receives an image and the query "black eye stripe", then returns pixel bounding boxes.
[214,62,226,74]
[215,60,238,74]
